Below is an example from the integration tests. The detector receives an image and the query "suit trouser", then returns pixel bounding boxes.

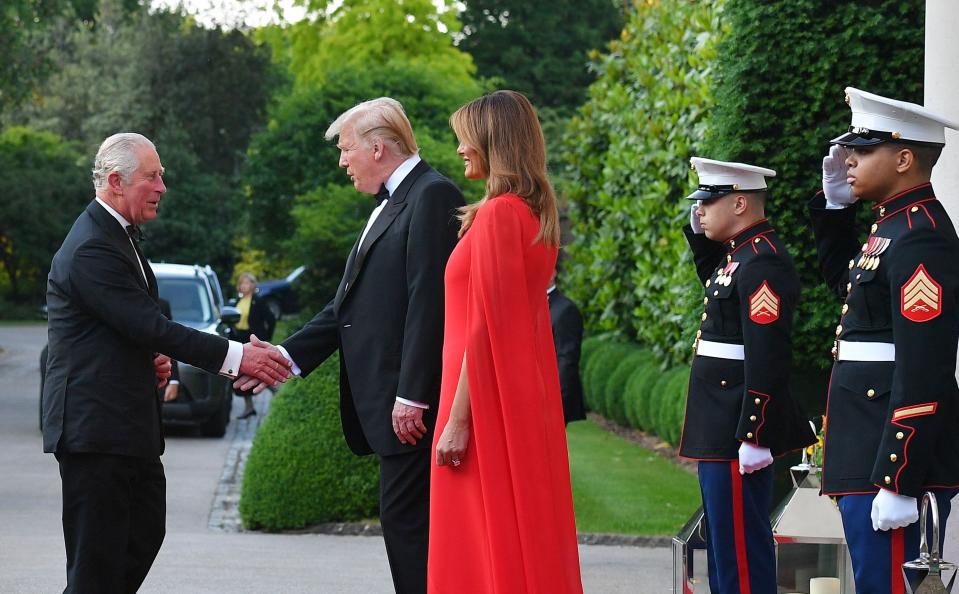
[838,488,957,594]
[699,460,776,594]
[380,447,432,594]
[56,452,166,594]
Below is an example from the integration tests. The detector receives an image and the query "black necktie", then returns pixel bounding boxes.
[126,225,145,242]
[375,184,390,205]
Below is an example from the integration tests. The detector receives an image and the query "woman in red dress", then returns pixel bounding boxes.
[428,90,583,594]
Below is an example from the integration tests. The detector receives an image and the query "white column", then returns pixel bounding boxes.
[926,0,959,216]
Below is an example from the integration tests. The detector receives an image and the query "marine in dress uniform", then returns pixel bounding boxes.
[681,158,816,594]
[810,87,959,594]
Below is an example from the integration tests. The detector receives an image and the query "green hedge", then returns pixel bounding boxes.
[240,354,380,530]
[604,349,653,426]
[583,341,632,414]
[702,0,925,370]
[561,0,725,368]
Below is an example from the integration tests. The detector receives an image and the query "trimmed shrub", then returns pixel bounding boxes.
[623,359,659,430]
[240,354,380,530]
[580,334,607,378]
[650,367,688,446]
[604,349,654,426]
[702,0,925,371]
[583,341,633,416]
[662,366,692,447]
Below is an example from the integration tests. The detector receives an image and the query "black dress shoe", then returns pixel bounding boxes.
[237,409,257,420]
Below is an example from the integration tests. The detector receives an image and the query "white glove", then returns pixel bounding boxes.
[871,488,919,531]
[690,203,704,234]
[822,145,857,209]
[738,442,773,474]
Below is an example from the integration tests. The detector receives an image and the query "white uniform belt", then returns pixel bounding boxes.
[696,340,745,360]
[835,340,895,362]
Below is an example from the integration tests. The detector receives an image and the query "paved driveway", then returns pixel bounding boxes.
[0,324,664,593]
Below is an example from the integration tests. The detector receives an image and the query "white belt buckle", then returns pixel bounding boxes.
[695,339,745,361]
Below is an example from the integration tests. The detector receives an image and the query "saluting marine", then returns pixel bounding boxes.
[681,157,815,594]
[810,87,959,594]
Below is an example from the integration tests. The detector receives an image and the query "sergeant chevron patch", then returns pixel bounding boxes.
[749,281,780,324]
[901,264,942,322]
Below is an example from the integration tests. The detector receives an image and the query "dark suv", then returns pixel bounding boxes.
[40,263,241,437]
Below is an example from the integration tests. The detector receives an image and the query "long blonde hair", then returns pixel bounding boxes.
[450,90,560,246]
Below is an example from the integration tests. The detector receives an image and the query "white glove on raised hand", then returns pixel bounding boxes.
[690,203,704,234]
[871,489,919,531]
[738,442,773,475]
[822,145,857,209]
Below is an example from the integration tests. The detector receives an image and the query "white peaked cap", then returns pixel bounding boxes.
[832,87,959,147]
[687,157,776,201]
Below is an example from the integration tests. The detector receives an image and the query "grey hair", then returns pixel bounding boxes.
[92,133,156,191]
[325,97,418,157]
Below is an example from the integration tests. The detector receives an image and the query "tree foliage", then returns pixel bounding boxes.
[0,127,88,300]
[458,0,623,111]
[562,0,725,367]
[702,0,925,369]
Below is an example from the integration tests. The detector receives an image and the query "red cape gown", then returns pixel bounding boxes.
[428,194,583,593]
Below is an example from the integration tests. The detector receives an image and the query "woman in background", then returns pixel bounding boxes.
[232,272,276,419]
[428,90,583,593]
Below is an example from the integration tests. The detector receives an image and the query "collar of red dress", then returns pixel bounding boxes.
[872,183,937,222]
[724,218,773,252]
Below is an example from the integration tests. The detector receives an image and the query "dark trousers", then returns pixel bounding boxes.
[379,448,431,594]
[838,488,957,594]
[699,460,776,594]
[57,452,166,594]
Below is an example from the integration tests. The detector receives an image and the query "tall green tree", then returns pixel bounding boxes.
[458,0,623,111]
[0,127,88,300]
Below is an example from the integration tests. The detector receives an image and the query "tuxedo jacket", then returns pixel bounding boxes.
[43,200,228,458]
[548,289,587,424]
[282,160,464,457]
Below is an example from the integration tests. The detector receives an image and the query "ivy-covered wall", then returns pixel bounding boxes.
[702,0,925,369]
[562,0,925,372]
[561,0,726,367]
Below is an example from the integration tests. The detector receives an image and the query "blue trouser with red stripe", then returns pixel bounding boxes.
[699,460,776,594]
[837,488,957,594]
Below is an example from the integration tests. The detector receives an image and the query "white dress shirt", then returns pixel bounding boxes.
[94,197,243,378]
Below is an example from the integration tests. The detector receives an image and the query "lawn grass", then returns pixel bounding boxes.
[567,419,701,535]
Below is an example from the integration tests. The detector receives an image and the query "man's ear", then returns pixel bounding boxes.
[895,147,916,174]
[371,139,383,162]
[733,194,749,215]
[107,171,124,194]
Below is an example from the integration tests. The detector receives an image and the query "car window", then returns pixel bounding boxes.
[157,278,214,324]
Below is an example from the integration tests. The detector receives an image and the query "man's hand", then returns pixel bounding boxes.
[690,203,704,234]
[822,145,857,208]
[435,418,469,468]
[163,382,179,402]
[154,354,172,389]
[738,442,773,474]
[238,334,292,387]
[392,401,428,446]
[871,489,919,531]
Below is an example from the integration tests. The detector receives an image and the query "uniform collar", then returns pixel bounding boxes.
[724,218,773,252]
[872,183,936,221]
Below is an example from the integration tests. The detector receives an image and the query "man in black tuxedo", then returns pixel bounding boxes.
[237,98,464,594]
[548,271,587,425]
[43,132,291,593]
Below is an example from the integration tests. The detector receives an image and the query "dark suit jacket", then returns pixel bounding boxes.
[548,289,587,424]
[43,200,229,457]
[282,160,464,457]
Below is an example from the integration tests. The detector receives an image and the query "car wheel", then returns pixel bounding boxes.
[265,298,282,321]
[200,383,232,438]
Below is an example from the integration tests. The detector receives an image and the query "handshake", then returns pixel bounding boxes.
[152,335,293,394]
[235,335,293,393]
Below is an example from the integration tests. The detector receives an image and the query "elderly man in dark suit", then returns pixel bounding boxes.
[237,97,464,594]
[43,132,291,594]
[548,270,587,425]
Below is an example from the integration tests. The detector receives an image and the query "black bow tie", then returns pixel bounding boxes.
[126,225,145,242]
[375,184,390,204]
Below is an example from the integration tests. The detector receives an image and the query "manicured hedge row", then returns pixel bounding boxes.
[240,353,380,530]
[580,335,689,446]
